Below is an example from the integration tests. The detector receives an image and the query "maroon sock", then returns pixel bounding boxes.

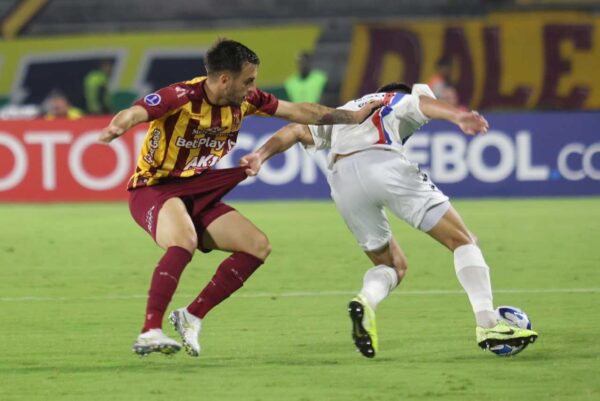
[142,246,192,332]
[187,252,264,319]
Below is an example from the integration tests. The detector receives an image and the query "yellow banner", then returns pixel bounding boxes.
[342,12,600,109]
[0,25,321,95]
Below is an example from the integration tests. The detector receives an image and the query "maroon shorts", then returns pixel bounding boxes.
[128,167,248,251]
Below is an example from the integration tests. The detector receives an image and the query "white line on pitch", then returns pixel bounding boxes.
[0,288,598,302]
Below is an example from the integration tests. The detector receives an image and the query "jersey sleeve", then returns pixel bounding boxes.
[245,88,279,116]
[390,84,436,137]
[133,82,191,120]
[305,124,333,153]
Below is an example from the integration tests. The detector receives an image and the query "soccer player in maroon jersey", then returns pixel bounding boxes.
[98,39,382,357]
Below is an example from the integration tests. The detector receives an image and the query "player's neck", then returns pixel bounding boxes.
[203,79,227,106]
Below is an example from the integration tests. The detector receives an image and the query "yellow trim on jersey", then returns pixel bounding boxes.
[241,102,253,117]
[160,111,188,175]
[133,106,183,187]
[220,107,233,134]
[185,76,207,85]
[179,98,214,178]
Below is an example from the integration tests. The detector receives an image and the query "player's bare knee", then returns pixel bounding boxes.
[249,233,271,261]
[261,240,272,261]
[165,228,198,253]
[181,236,199,254]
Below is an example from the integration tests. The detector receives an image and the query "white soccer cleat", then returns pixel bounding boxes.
[132,329,182,356]
[169,308,202,357]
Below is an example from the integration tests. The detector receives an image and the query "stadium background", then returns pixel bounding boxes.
[1,1,599,401]
[0,0,599,201]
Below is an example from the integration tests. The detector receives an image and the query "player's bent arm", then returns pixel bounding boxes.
[419,96,489,135]
[98,105,149,143]
[274,99,382,125]
[256,124,313,163]
[240,124,313,176]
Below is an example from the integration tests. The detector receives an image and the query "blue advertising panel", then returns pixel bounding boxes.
[217,116,331,199]
[220,112,600,200]
[407,112,600,197]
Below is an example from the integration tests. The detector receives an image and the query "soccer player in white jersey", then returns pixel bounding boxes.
[241,82,538,358]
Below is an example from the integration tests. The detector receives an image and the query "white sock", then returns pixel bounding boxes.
[453,244,497,328]
[359,265,399,310]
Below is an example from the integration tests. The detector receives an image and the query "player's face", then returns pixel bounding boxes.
[224,62,258,106]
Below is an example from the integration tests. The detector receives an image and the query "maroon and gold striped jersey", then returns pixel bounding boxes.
[128,76,278,189]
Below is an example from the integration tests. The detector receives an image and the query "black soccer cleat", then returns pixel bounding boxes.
[348,296,378,358]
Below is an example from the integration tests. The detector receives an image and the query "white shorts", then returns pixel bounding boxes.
[327,148,449,251]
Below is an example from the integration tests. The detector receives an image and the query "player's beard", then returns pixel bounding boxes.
[224,87,245,106]
[229,97,244,106]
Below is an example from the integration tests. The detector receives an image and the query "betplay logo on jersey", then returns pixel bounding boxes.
[175,136,227,151]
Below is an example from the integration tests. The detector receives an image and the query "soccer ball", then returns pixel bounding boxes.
[489,305,532,357]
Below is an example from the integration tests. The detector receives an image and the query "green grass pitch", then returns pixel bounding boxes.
[0,198,599,401]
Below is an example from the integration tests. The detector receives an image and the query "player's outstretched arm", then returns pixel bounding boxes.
[419,96,489,135]
[98,105,149,143]
[240,123,313,176]
[274,99,382,125]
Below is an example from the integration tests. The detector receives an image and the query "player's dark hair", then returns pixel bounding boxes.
[376,82,412,94]
[205,39,260,75]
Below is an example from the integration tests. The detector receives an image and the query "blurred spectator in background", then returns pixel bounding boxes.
[44,91,83,119]
[284,51,328,103]
[428,57,452,98]
[439,85,467,111]
[84,59,113,114]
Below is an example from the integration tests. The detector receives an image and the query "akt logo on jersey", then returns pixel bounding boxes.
[144,93,161,106]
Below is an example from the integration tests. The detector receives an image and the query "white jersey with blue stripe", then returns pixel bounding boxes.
[306,83,435,168]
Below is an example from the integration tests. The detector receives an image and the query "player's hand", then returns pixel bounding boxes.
[457,111,489,135]
[98,125,125,143]
[240,152,262,176]
[353,99,384,123]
